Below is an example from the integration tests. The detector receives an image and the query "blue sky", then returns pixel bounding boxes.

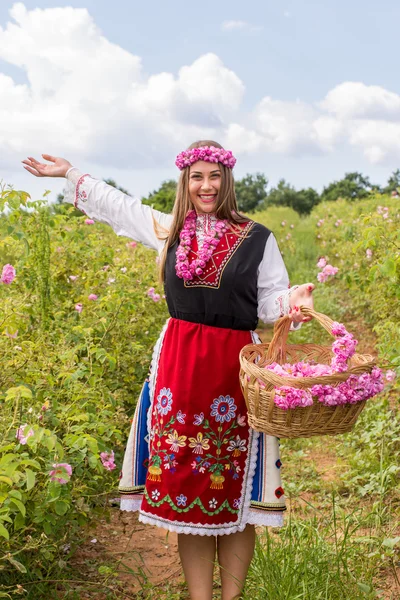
[1,1,400,201]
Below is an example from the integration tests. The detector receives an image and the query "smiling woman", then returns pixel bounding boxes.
[22,141,315,600]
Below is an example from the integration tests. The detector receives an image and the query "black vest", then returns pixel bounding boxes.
[164,222,271,331]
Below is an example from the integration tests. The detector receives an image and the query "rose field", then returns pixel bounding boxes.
[0,187,399,599]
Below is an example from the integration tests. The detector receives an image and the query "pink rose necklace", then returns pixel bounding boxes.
[175,210,228,281]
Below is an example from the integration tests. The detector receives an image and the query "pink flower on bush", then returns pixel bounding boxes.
[317,264,339,283]
[100,451,116,471]
[5,329,18,339]
[85,219,95,225]
[1,264,16,284]
[88,294,98,301]
[16,424,34,445]
[120,267,127,273]
[317,257,327,268]
[147,287,162,302]
[385,370,396,382]
[366,249,373,259]
[69,275,78,282]
[49,463,73,484]
[75,303,83,313]
[323,264,339,276]
[127,241,137,249]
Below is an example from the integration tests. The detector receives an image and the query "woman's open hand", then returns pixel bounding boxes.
[289,283,315,323]
[22,154,72,178]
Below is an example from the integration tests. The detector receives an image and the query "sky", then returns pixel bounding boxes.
[1,0,400,201]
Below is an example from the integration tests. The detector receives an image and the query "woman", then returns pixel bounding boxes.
[23,142,314,600]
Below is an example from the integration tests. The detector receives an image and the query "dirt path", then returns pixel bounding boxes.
[71,509,184,598]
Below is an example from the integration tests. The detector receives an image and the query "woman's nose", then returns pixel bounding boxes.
[200,178,212,190]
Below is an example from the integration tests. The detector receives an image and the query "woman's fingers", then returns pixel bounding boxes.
[42,153,56,162]
[22,158,47,176]
[23,165,42,177]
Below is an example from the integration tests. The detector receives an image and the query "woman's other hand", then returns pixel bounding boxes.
[22,154,72,178]
[289,283,315,323]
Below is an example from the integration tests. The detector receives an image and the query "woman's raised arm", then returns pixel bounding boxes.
[22,154,173,252]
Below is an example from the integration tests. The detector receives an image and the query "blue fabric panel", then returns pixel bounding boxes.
[250,431,263,502]
[133,379,150,487]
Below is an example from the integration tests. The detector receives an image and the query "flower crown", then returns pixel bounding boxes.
[175,145,237,170]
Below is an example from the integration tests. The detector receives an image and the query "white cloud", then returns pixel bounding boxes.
[1,2,400,184]
[283,10,292,18]
[0,5,244,169]
[321,82,400,121]
[221,20,262,33]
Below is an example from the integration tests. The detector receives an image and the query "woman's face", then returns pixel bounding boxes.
[188,161,221,214]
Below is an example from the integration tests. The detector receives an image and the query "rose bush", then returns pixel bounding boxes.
[0,188,167,586]
[312,195,400,368]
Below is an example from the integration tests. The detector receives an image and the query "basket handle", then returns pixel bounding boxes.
[266,305,337,363]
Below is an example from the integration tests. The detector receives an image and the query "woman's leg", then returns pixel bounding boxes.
[217,525,256,600]
[178,533,217,600]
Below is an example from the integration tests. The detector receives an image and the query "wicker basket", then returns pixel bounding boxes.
[239,306,376,438]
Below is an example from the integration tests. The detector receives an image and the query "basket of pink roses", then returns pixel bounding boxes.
[239,306,383,438]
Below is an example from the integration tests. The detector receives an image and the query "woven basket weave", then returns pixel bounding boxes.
[239,306,376,438]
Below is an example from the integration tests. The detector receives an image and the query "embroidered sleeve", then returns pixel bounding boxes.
[257,234,302,330]
[63,168,173,252]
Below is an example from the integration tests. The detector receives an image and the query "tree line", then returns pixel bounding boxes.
[142,169,400,215]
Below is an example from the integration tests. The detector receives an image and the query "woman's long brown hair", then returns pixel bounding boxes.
[155,140,249,282]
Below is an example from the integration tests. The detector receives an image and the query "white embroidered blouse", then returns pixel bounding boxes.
[63,167,300,327]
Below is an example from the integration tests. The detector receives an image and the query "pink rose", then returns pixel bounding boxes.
[16,424,34,445]
[1,264,16,284]
[100,451,116,471]
[127,241,137,249]
[88,294,98,301]
[323,264,339,276]
[385,370,396,382]
[69,275,78,281]
[49,463,73,484]
[75,303,83,313]
[85,219,95,225]
[317,257,327,269]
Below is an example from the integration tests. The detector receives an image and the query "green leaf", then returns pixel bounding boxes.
[0,523,9,539]
[14,512,25,531]
[9,498,26,517]
[356,582,373,594]
[382,536,400,549]
[25,468,36,491]
[380,258,396,277]
[6,555,27,573]
[0,476,13,486]
[54,500,69,516]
